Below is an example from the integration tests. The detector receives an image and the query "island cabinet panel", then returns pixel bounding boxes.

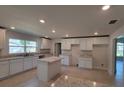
[24,57,33,70]
[0,61,9,79]
[10,59,23,75]
[37,57,61,81]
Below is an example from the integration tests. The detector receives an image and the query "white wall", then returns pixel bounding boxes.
[109,25,124,75]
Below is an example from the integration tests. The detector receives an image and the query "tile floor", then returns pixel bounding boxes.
[0,66,123,87]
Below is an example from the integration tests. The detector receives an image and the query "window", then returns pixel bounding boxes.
[9,38,37,54]
[9,39,25,54]
[26,41,37,53]
[116,42,124,57]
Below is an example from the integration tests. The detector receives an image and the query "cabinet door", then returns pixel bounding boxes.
[41,38,51,49]
[61,40,66,50]
[10,59,23,75]
[24,57,33,70]
[60,56,69,65]
[93,37,109,45]
[61,40,71,50]
[80,39,87,50]
[86,38,93,50]
[0,61,9,78]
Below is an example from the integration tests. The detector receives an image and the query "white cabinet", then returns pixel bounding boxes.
[0,29,6,49]
[24,57,33,70]
[41,38,51,49]
[80,38,93,50]
[10,59,23,75]
[78,58,92,69]
[69,39,80,44]
[59,55,70,65]
[93,37,109,45]
[61,39,71,50]
[32,56,38,68]
[0,61,9,78]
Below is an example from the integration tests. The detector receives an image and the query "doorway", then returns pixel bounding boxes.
[54,43,61,56]
[115,37,124,79]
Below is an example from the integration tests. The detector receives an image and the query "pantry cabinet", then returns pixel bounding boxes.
[0,61,9,79]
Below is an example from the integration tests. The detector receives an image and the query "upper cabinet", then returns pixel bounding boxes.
[93,37,109,45]
[59,37,109,51]
[68,39,80,44]
[0,29,6,49]
[41,38,52,49]
[80,38,93,50]
[61,39,71,50]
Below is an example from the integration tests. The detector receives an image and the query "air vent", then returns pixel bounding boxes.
[109,20,118,24]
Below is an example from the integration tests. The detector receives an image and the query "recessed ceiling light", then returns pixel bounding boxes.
[102,5,110,11]
[66,34,69,37]
[94,32,98,35]
[52,30,56,33]
[40,19,45,23]
[10,27,15,29]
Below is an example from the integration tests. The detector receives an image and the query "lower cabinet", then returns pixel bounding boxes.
[10,59,24,75]
[78,58,92,69]
[0,61,9,79]
[24,57,33,70]
[59,55,70,65]
[0,56,38,79]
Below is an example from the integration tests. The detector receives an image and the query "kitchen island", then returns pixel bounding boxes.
[37,56,61,81]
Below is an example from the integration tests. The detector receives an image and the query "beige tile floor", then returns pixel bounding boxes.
[0,66,123,87]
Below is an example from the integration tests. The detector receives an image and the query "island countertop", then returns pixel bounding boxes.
[37,56,61,63]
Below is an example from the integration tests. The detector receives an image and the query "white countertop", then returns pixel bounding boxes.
[37,56,61,63]
[0,57,24,62]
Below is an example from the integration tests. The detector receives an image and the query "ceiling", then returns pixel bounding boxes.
[0,5,124,38]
